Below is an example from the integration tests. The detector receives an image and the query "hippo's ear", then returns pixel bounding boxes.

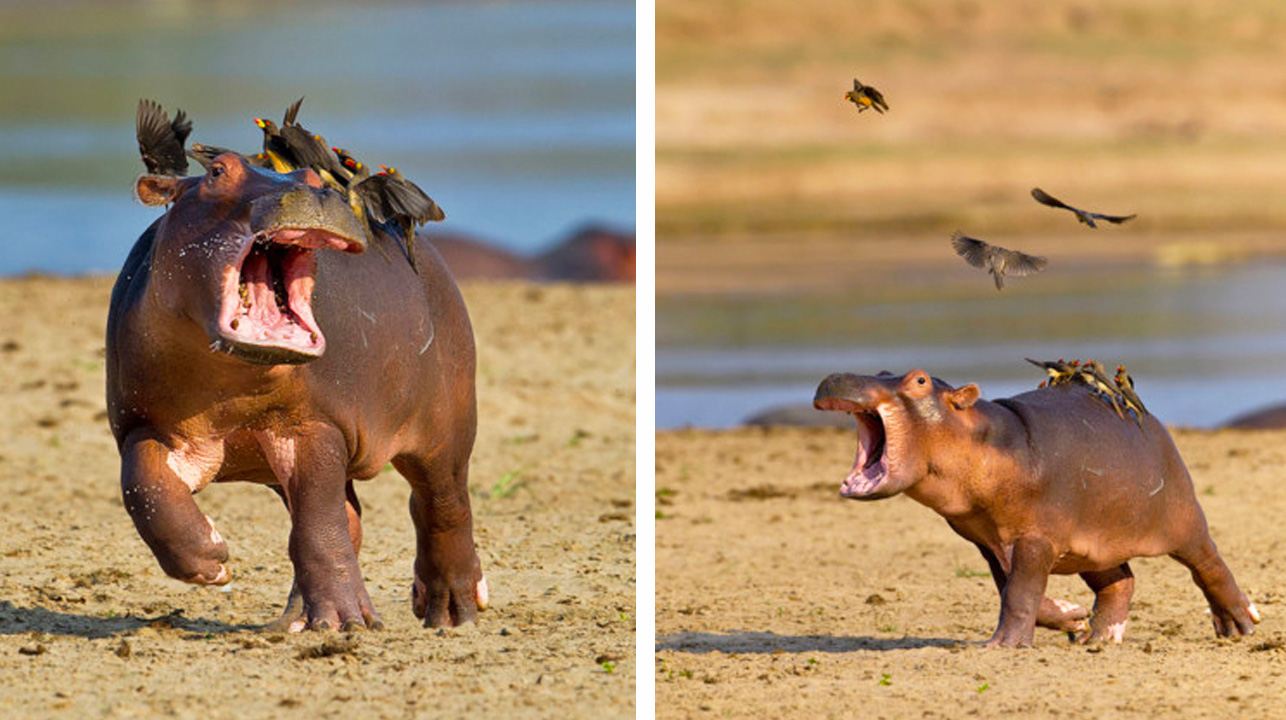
[948,384,980,410]
[135,174,190,206]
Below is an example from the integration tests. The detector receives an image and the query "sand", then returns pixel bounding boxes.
[0,276,635,719]
[655,426,1286,718]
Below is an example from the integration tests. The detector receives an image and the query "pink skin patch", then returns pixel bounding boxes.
[1051,598,1083,615]
[476,576,490,610]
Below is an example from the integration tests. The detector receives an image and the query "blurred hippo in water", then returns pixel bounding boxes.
[433,224,634,282]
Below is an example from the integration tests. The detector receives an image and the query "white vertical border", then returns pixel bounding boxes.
[635,0,657,714]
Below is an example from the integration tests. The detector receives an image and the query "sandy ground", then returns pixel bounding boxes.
[0,276,635,719]
[655,426,1286,718]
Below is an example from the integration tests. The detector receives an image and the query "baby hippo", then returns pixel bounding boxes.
[813,369,1259,647]
[108,153,486,631]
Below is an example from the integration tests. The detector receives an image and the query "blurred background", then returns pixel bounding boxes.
[657,0,1286,429]
[0,0,635,276]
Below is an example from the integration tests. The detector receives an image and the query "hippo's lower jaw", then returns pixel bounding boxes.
[214,229,361,364]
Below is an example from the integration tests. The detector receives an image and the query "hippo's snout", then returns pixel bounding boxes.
[814,373,887,412]
[250,185,368,254]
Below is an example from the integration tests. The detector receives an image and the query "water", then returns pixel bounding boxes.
[657,259,1286,429]
[0,0,634,276]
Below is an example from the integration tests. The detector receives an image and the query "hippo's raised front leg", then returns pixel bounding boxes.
[120,433,230,585]
[279,428,380,631]
[984,537,1055,648]
[973,542,1089,636]
[396,452,487,627]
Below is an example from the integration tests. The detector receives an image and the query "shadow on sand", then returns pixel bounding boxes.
[0,600,256,639]
[655,630,963,654]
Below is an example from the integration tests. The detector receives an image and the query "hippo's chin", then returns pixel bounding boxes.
[212,229,359,364]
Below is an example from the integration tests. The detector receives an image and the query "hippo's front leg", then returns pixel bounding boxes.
[971,542,1089,635]
[120,433,230,585]
[280,428,381,631]
[985,537,1055,648]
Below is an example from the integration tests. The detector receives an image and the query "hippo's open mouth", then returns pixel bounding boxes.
[216,229,360,363]
[815,398,892,498]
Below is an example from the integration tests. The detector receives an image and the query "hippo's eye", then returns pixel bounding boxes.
[210,164,225,178]
[917,377,926,385]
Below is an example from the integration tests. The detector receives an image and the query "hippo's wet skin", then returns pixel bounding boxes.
[107,154,487,630]
[814,369,1259,647]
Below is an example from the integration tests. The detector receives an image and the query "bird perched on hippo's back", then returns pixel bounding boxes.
[331,150,446,273]
[1114,365,1148,424]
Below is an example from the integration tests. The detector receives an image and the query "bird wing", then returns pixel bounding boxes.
[997,247,1048,276]
[170,109,193,147]
[852,78,862,91]
[383,176,446,223]
[282,96,304,126]
[1088,211,1137,224]
[1030,187,1072,211]
[353,175,395,224]
[280,125,342,177]
[866,86,888,111]
[136,99,189,176]
[950,231,990,269]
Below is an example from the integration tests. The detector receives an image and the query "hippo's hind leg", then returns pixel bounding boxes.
[120,433,229,586]
[973,543,1089,636]
[394,449,487,627]
[1171,533,1260,637]
[1076,564,1133,644]
[265,481,375,632]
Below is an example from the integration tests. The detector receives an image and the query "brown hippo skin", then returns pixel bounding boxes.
[813,369,1260,647]
[106,153,487,631]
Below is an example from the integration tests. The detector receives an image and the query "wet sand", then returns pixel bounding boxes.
[0,276,635,719]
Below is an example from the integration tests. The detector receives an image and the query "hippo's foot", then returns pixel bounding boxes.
[411,564,488,628]
[290,568,382,632]
[1210,599,1261,638]
[982,625,1035,649]
[1172,543,1261,637]
[262,581,384,633]
[1037,597,1090,635]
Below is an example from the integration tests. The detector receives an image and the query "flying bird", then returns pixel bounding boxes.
[1031,187,1136,228]
[844,78,888,114]
[951,231,1047,290]
[136,99,192,176]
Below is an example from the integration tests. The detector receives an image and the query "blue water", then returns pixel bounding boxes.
[658,259,1286,429]
[0,0,635,276]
